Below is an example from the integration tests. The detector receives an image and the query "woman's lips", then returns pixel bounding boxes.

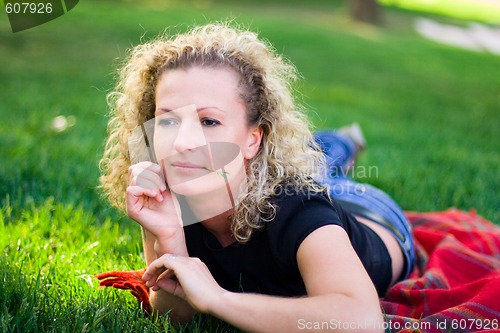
[169,161,212,176]
[171,161,206,169]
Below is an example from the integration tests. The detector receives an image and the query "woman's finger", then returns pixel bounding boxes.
[145,257,184,297]
[132,176,164,198]
[144,267,167,287]
[143,254,177,282]
[130,170,166,192]
[129,163,166,191]
[152,275,179,294]
[129,161,161,173]
[126,185,164,204]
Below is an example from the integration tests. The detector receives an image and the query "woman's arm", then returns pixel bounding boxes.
[141,227,195,322]
[143,225,384,332]
[127,161,196,321]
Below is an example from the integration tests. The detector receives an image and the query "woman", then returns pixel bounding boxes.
[99,23,414,332]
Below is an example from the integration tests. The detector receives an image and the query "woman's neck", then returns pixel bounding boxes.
[201,211,236,247]
[185,191,236,247]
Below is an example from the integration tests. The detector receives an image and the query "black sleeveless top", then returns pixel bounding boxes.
[184,189,392,297]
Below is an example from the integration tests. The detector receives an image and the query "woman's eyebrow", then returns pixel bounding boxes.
[197,106,226,113]
[156,106,226,114]
[155,107,171,115]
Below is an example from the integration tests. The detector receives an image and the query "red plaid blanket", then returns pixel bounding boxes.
[381,209,500,332]
[96,209,500,332]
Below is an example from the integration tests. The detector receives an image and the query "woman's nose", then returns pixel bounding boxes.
[172,118,206,152]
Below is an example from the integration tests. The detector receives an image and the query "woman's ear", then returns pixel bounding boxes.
[243,127,263,160]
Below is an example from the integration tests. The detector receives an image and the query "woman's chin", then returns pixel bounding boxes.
[169,174,226,197]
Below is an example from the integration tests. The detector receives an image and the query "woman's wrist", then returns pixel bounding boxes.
[154,227,188,257]
[206,289,236,318]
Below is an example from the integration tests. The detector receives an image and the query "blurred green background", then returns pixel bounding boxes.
[1,0,499,332]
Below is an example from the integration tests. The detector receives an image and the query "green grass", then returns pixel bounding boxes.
[380,0,500,24]
[1,1,499,332]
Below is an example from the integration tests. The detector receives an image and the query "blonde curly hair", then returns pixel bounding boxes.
[99,23,327,242]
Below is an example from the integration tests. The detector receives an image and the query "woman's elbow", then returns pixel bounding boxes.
[361,306,385,333]
[149,291,196,323]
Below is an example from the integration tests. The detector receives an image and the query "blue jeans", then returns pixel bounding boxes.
[314,130,415,280]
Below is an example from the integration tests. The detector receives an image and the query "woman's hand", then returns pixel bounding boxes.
[142,254,225,314]
[127,161,182,238]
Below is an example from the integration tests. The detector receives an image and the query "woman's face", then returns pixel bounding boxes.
[153,66,262,201]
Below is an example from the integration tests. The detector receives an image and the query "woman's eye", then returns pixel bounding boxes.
[157,118,178,127]
[201,118,221,127]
